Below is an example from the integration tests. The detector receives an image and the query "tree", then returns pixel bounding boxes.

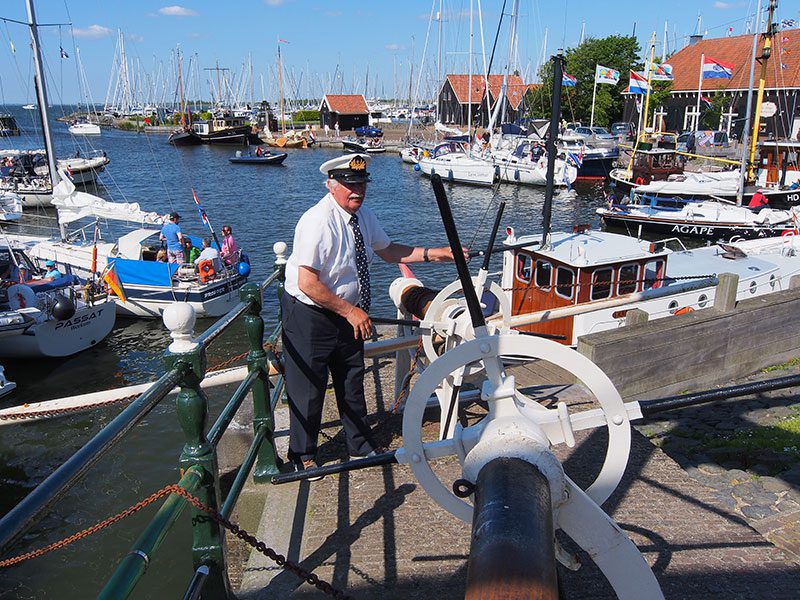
[525,35,641,126]
[700,93,730,130]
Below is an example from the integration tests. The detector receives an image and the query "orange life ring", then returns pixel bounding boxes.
[198,259,215,283]
[674,306,694,315]
[635,176,645,186]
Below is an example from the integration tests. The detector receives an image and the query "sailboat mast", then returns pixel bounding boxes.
[736,3,763,205]
[467,0,474,145]
[640,32,657,137]
[747,0,777,183]
[25,0,58,190]
[177,49,187,128]
[278,45,285,135]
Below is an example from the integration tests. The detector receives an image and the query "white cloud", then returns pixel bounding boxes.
[385,43,406,51]
[128,33,144,42]
[159,5,198,17]
[73,25,113,38]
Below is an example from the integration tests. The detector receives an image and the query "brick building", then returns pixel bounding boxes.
[623,28,800,139]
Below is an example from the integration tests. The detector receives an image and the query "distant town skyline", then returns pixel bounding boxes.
[0,1,797,106]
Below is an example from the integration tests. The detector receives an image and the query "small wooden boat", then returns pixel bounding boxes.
[229,150,287,165]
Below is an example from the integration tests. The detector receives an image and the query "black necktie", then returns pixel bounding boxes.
[348,214,370,313]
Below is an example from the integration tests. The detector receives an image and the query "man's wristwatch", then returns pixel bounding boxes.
[423,247,430,262]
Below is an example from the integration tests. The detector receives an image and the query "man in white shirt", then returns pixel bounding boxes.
[282,153,459,476]
[193,238,219,264]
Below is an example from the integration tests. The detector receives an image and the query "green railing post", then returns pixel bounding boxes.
[163,303,232,598]
[241,282,281,482]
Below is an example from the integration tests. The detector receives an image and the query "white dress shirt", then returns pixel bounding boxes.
[285,193,390,307]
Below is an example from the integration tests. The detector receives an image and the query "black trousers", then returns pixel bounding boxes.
[281,293,375,461]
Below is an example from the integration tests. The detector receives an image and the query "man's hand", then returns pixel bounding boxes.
[427,246,470,262]
[346,306,373,340]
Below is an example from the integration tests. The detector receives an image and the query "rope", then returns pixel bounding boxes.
[502,273,717,293]
[0,484,350,599]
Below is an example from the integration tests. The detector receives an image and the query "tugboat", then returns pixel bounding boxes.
[169,113,261,146]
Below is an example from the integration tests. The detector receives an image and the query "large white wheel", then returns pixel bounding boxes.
[401,333,631,523]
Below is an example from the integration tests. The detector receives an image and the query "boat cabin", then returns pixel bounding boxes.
[192,114,248,135]
[0,114,20,137]
[629,149,686,185]
[758,140,800,189]
[501,227,670,344]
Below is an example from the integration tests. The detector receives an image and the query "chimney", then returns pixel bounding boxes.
[689,34,704,45]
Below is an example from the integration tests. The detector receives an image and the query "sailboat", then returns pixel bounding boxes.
[69,49,102,137]
[0,0,115,359]
[264,43,308,149]
[417,1,497,186]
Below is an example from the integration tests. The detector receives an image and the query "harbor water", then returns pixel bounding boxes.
[0,106,608,598]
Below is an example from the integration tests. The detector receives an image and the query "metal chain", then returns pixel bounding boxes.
[0,484,351,599]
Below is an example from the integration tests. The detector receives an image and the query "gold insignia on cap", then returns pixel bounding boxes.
[349,156,367,172]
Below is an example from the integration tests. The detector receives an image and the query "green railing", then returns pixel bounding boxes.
[0,243,288,599]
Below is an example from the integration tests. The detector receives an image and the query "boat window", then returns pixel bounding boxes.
[668,300,679,314]
[698,293,709,308]
[535,260,552,289]
[654,197,685,210]
[769,274,777,290]
[516,253,532,283]
[618,264,639,295]
[590,268,612,300]
[749,281,757,294]
[555,266,575,299]
[644,259,664,289]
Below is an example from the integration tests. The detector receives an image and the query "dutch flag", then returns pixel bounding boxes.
[702,56,734,79]
[562,73,577,87]
[627,70,649,94]
[192,188,211,228]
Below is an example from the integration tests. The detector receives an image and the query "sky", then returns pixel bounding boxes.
[0,0,798,107]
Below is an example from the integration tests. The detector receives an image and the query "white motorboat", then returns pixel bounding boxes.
[68,121,101,136]
[0,243,115,358]
[57,151,110,185]
[16,175,251,319]
[417,142,497,186]
[0,192,23,222]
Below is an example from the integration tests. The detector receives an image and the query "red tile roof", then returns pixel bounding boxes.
[667,28,800,91]
[322,94,369,114]
[445,74,529,110]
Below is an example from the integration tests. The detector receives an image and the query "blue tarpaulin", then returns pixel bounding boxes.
[110,258,178,287]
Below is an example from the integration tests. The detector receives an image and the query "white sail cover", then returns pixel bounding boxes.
[636,170,741,196]
[434,122,466,136]
[52,171,165,225]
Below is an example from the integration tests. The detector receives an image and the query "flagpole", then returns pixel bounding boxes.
[192,188,223,253]
[641,32,657,138]
[590,67,598,127]
[695,53,704,131]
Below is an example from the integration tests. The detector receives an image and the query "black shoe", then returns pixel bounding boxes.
[289,458,324,481]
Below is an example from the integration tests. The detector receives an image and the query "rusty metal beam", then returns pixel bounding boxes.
[465,457,558,600]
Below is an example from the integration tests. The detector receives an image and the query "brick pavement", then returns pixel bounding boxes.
[235,354,800,599]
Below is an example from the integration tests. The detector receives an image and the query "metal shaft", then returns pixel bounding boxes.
[465,457,559,600]
[541,50,564,248]
[481,202,506,272]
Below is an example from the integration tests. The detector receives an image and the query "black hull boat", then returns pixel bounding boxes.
[229,151,287,165]
[168,129,203,146]
[576,157,616,179]
[169,126,262,146]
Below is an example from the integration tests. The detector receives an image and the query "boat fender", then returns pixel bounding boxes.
[52,294,76,320]
[674,306,694,316]
[635,176,645,186]
[198,259,215,283]
[8,284,38,311]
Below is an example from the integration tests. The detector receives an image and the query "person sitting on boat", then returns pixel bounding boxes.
[748,190,769,213]
[194,237,220,265]
[183,237,200,263]
[159,212,185,264]
[43,260,62,280]
[255,145,264,157]
[221,225,238,266]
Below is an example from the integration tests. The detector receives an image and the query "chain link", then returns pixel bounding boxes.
[0,484,350,599]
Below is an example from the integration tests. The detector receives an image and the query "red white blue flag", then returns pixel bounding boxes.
[192,188,210,228]
[627,70,649,94]
[702,56,734,79]
[562,73,577,87]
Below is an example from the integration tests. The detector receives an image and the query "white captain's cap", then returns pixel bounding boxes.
[319,153,371,183]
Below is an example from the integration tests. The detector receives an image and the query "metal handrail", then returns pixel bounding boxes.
[195,268,283,348]
[0,365,187,552]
